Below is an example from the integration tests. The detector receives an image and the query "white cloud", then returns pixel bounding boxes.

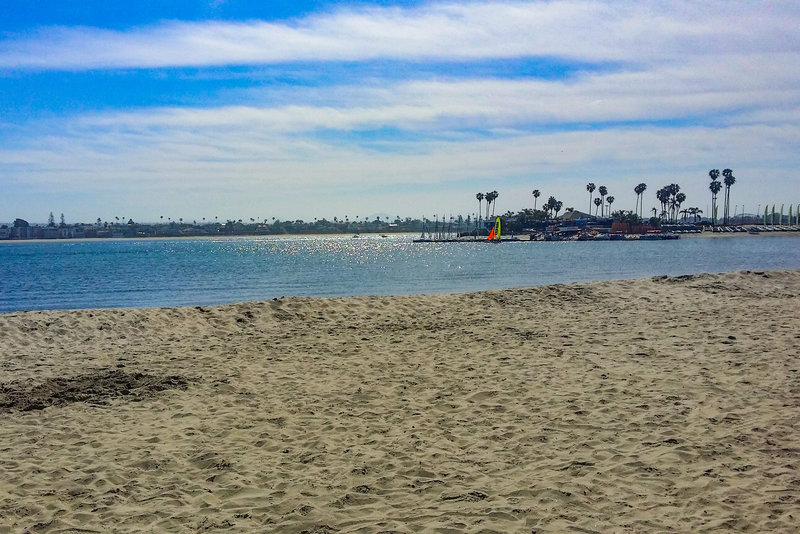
[53,49,799,136]
[1,1,798,70]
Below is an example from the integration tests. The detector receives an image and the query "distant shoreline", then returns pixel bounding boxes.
[3,229,800,244]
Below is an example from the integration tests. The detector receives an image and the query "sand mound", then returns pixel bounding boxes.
[0,370,188,412]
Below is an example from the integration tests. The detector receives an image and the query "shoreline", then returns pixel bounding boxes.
[2,269,799,532]
[2,228,800,245]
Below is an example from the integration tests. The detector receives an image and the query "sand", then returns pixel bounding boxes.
[1,269,799,533]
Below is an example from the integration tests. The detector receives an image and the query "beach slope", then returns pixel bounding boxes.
[1,270,799,532]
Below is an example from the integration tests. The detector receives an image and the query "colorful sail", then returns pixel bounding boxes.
[487,217,501,241]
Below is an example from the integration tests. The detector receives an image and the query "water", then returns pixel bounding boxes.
[2,234,800,312]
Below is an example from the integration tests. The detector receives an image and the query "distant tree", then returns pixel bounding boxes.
[634,183,647,218]
[606,196,615,213]
[476,192,484,224]
[709,180,722,225]
[484,190,499,219]
[708,169,721,225]
[611,210,642,224]
[722,168,736,225]
[593,197,602,216]
[598,186,608,217]
[532,189,540,211]
[553,200,563,219]
[48,212,56,227]
[490,190,499,217]
[656,188,669,219]
[59,213,66,228]
[586,183,596,214]
[675,192,686,222]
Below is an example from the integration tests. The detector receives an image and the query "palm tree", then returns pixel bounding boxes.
[708,169,720,225]
[722,169,735,225]
[656,187,669,220]
[532,189,540,211]
[675,192,686,222]
[586,183,596,214]
[545,196,557,218]
[490,190,499,217]
[476,193,484,225]
[634,183,647,218]
[709,180,722,226]
[598,186,608,217]
[606,196,615,215]
[593,197,602,216]
[484,191,498,220]
[553,200,563,219]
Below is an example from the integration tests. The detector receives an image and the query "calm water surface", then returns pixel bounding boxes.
[2,234,800,312]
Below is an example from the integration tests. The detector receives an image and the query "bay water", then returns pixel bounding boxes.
[2,234,800,313]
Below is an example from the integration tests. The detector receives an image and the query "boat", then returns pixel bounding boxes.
[487,217,501,242]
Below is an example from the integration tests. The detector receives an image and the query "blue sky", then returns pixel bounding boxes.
[2,1,799,223]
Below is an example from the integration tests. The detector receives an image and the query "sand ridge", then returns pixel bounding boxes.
[1,269,799,532]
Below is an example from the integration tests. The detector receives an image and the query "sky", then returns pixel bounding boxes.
[1,0,799,224]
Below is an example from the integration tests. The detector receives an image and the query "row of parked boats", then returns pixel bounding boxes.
[715,225,800,233]
[531,231,679,241]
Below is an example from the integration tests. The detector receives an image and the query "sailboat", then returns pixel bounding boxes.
[487,217,501,242]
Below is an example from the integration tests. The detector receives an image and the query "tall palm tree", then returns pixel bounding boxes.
[675,192,686,222]
[708,169,720,225]
[634,183,647,218]
[722,168,735,225]
[606,196,615,215]
[586,183,596,214]
[593,197,602,216]
[490,190,499,217]
[476,193,484,225]
[598,186,608,217]
[656,187,669,220]
[665,184,681,222]
[532,189,540,211]
[709,180,722,225]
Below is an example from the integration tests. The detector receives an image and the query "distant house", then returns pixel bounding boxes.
[561,209,593,221]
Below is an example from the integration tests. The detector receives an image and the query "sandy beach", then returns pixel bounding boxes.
[1,270,799,533]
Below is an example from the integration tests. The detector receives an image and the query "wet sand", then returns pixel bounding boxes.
[1,269,799,533]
